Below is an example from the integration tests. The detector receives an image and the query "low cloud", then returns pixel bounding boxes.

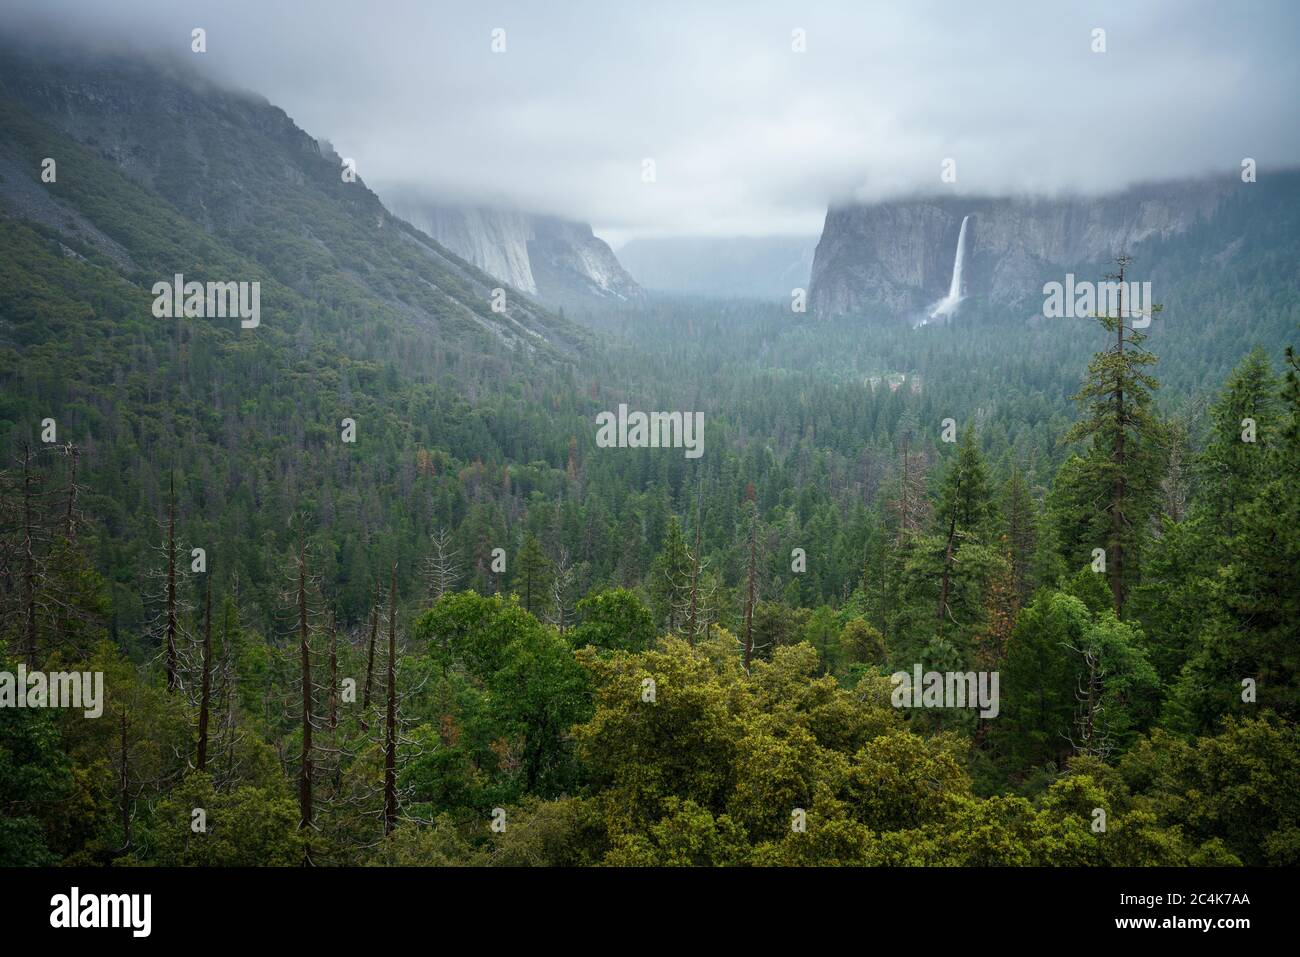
[3,0,1297,240]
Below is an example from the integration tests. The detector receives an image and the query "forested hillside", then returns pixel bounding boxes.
[2,50,1298,868]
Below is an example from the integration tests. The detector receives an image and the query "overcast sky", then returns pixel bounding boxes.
[3,0,1298,244]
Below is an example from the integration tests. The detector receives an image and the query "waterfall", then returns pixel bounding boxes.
[945,215,969,303]
[925,215,970,323]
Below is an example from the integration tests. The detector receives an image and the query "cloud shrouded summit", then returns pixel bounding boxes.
[3,0,1297,243]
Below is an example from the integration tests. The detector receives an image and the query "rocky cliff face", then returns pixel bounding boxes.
[389,201,644,309]
[393,203,539,293]
[809,178,1256,321]
[527,216,645,307]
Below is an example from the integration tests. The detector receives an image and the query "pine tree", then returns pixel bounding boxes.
[1000,466,1037,605]
[1062,254,1165,618]
[650,515,692,631]
[514,532,553,619]
[1198,346,1279,536]
[1169,338,1300,730]
[935,428,992,633]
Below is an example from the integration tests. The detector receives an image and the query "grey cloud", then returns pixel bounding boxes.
[2,0,1297,241]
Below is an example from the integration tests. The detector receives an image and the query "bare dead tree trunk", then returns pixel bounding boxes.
[197,573,212,773]
[21,444,38,668]
[686,480,703,645]
[165,473,179,693]
[743,496,757,671]
[362,580,379,731]
[1072,644,1106,757]
[297,530,313,832]
[425,528,461,601]
[383,562,398,835]
[328,610,338,733]
[222,601,239,789]
[118,709,132,851]
[63,444,79,542]
[891,430,932,540]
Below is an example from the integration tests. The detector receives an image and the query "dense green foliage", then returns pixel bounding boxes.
[2,54,1299,866]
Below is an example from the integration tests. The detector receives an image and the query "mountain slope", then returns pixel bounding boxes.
[0,48,588,364]
[0,47,606,632]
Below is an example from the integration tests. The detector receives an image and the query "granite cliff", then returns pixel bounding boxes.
[389,200,643,310]
[807,176,1295,321]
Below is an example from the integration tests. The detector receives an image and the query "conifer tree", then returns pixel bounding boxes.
[514,532,553,619]
[1062,254,1165,618]
[1000,466,1037,605]
[935,428,993,632]
[651,515,692,631]
[1198,346,1279,536]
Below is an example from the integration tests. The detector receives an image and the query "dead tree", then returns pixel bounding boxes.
[164,474,181,692]
[424,527,461,601]
[196,572,213,773]
[383,562,399,835]
[118,709,132,852]
[672,486,721,645]
[0,444,105,666]
[328,610,339,734]
[297,528,314,832]
[684,479,705,644]
[21,444,41,667]
[742,486,758,671]
[214,595,247,789]
[1065,640,1112,759]
[62,443,80,542]
[545,546,579,634]
[140,473,195,693]
[361,580,380,730]
[890,430,931,541]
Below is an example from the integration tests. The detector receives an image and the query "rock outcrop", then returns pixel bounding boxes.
[808,177,1268,321]
[389,201,643,309]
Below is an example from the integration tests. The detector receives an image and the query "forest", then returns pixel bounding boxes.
[1,41,1299,870]
[3,234,1298,865]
